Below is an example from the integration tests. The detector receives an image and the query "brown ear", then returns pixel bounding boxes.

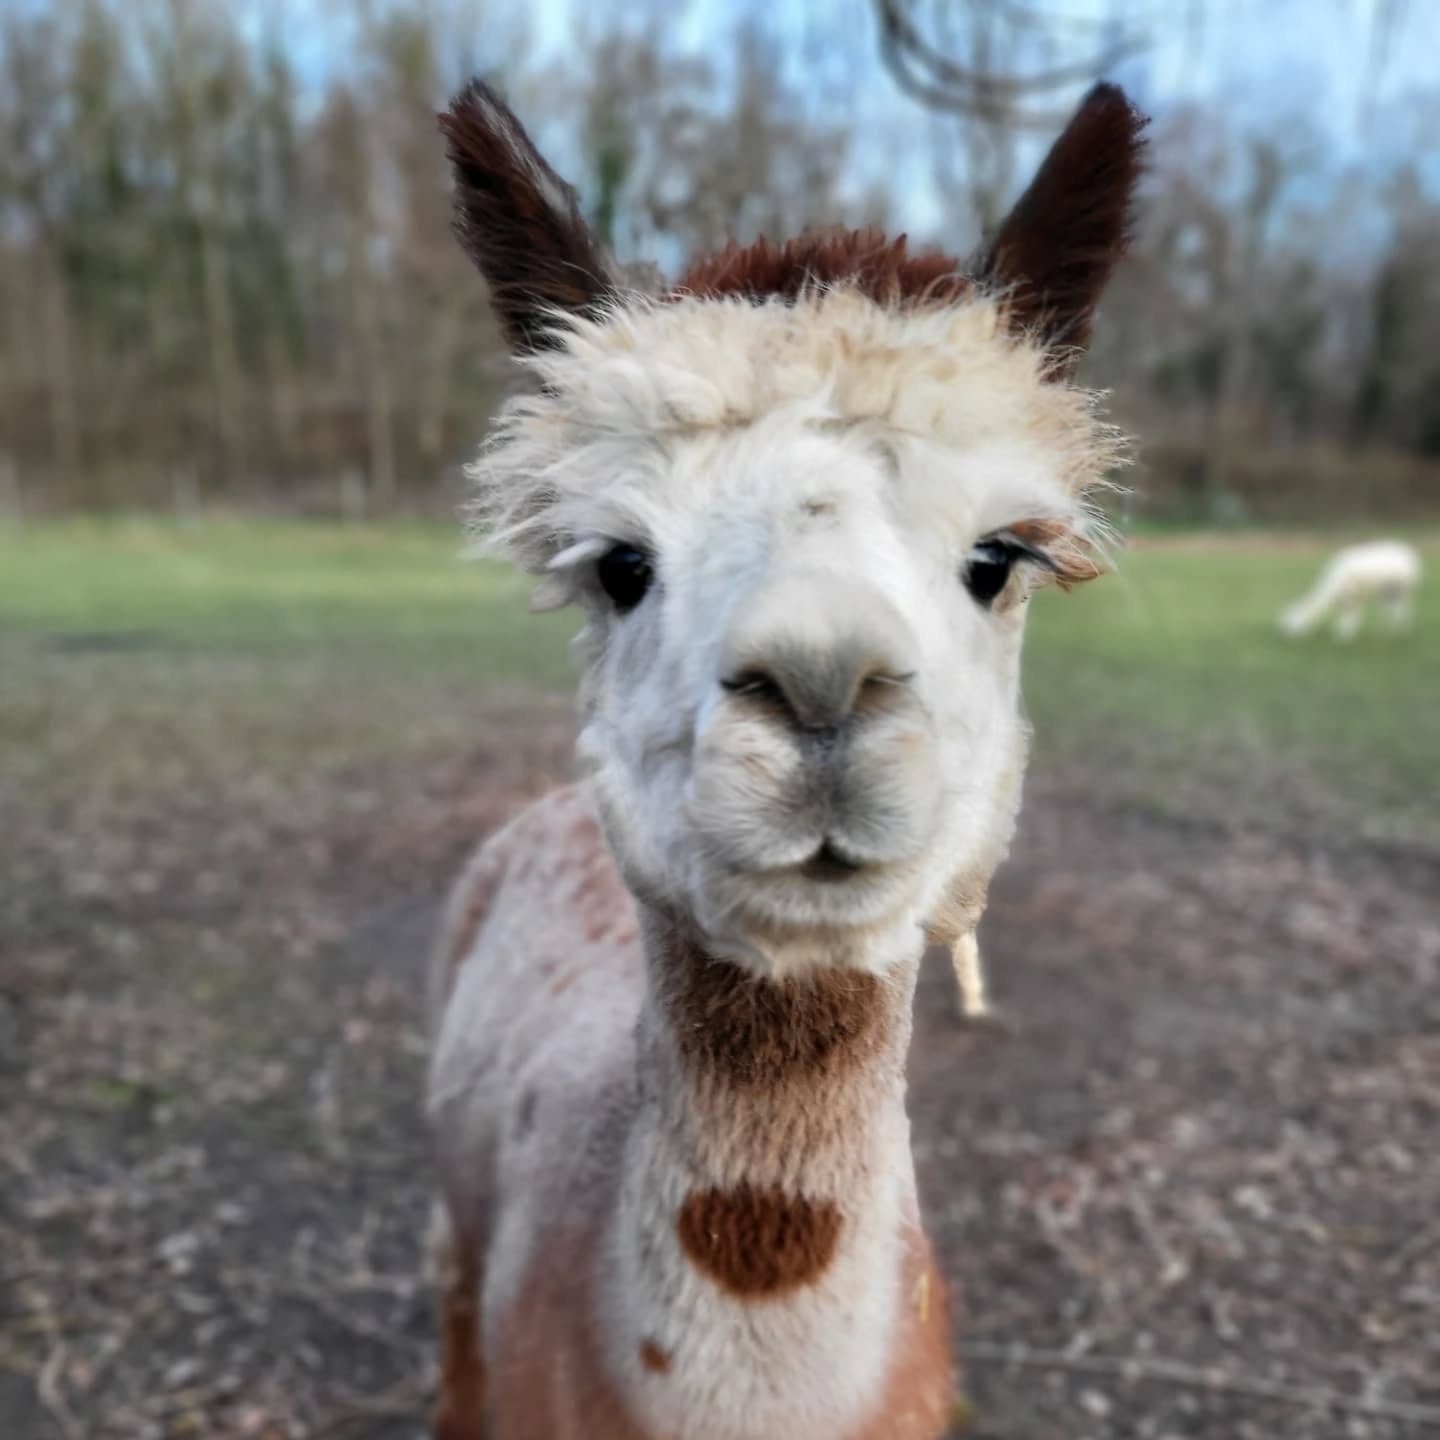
[974,83,1147,373]
[439,80,619,353]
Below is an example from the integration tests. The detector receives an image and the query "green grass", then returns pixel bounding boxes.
[2,517,1436,845]
[0,515,576,686]
[1023,534,1440,785]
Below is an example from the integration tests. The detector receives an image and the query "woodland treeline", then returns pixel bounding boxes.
[2,0,1437,520]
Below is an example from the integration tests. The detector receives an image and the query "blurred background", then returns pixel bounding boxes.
[1,3,1436,1439]
[3,0,1440,522]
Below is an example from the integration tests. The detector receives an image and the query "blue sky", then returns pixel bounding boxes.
[286,0,1434,223]
[521,0,1440,243]
[231,0,1438,157]
[82,0,1440,245]
[531,0,1439,155]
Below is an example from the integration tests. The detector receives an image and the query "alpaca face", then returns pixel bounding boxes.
[474,292,1113,975]
[441,80,1145,973]
[568,413,1045,974]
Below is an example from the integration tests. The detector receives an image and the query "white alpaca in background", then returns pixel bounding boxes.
[1278,540,1422,640]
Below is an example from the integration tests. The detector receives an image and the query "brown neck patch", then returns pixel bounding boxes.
[677,1183,843,1298]
[676,228,969,309]
[657,927,891,1086]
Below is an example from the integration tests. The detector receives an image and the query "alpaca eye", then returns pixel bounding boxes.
[963,539,1019,607]
[596,543,654,613]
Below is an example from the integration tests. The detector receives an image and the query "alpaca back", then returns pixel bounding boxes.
[428,784,644,1329]
[1321,540,1421,599]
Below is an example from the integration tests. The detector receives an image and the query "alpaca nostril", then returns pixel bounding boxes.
[720,668,790,710]
[722,655,913,731]
[855,669,915,714]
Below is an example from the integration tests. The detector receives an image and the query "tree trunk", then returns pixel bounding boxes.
[199,217,246,490]
[417,300,464,470]
[264,329,301,479]
[43,259,81,488]
[349,222,396,511]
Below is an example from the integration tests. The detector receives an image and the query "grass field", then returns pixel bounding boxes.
[0,519,576,683]
[3,517,1438,1439]
[2,517,1436,846]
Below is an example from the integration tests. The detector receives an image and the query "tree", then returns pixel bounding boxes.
[873,0,1146,231]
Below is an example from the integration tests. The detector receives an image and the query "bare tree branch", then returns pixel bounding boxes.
[874,0,1147,127]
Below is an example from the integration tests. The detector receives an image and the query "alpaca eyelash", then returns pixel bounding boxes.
[985,531,1061,573]
[547,537,612,572]
[530,537,613,612]
[967,531,1061,576]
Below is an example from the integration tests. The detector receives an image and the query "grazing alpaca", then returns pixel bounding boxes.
[427,79,1145,1440]
[1278,539,1422,640]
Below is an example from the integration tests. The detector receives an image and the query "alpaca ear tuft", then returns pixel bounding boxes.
[975,83,1148,374]
[439,80,619,353]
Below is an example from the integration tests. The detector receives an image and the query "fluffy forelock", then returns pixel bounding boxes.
[467,285,1124,576]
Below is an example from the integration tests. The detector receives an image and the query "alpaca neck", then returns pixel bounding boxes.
[1289,583,1333,632]
[598,906,941,1438]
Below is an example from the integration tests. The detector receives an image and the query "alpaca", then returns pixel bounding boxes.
[426,79,1145,1440]
[923,742,1030,1022]
[946,928,991,1019]
[1278,539,1422,640]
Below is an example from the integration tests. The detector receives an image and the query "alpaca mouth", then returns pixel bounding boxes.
[797,840,868,882]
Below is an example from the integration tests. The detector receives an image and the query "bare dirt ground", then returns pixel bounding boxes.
[3,684,1438,1439]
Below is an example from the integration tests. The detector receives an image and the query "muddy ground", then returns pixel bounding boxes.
[2,665,1437,1439]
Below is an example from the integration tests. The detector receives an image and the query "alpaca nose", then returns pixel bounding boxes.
[720,574,918,731]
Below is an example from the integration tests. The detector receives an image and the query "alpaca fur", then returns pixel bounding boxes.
[922,737,1028,1020]
[679,229,972,307]
[1278,539,1422,641]
[471,290,1123,586]
[428,78,1146,1440]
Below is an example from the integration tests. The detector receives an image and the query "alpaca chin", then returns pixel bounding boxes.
[693,867,933,979]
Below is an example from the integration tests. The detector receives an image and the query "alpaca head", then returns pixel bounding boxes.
[1278,601,1313,637]
[444,82,1145,976]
